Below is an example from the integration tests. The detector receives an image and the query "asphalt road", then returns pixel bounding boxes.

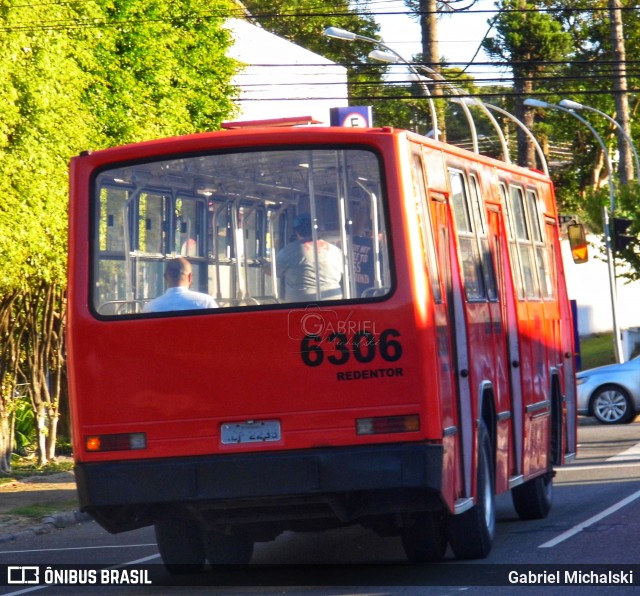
[1,418,639,595]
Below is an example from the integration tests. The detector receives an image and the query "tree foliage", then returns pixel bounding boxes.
[480,1,640,279]
[482,0,573,166]
[0,0,239,469]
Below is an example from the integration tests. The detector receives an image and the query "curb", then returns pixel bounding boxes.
[0,510,93,545]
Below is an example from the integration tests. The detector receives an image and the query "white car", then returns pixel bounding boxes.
[577,356,640,424]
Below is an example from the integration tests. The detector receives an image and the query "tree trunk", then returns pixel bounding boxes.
[0,293,24,473]
[22,282,66,466]
[0,407,10,473]
[609,0,633,183]
[515,74,537,168]
[418,0,445,139]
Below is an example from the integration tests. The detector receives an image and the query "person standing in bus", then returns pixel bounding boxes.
[143,257,217,312]
[274,213,343,302]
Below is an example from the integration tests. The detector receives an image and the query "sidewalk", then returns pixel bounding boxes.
[0,469,91,544]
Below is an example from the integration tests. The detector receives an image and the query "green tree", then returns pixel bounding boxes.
[0,1,95,469]
[482,0,573,167]
[0,0,239,468]
[86,0,239,144]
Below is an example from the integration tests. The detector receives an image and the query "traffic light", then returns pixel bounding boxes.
[612,217,634,252]
[567,223,588,264]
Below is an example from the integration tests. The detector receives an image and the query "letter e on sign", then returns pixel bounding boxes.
[343,113,368,128]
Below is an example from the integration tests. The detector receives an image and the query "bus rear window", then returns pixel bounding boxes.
[92,147,392,316]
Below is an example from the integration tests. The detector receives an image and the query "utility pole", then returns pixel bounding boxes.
[609,0,633,182]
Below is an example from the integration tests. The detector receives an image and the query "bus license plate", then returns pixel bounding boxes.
[220,420,281,444]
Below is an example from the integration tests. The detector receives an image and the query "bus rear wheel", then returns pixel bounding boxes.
[400,510,448,562]
[155,516,206,574]
[512,472,553,520]
[447,425,495,560]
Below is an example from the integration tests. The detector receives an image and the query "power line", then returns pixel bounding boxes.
[0,4,635,34]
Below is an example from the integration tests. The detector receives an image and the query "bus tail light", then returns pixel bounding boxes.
[85,433,146,452]
[356,414,420,436]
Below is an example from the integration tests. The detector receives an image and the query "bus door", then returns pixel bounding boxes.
[442,171,475,505]
[469,183,511,493]
[486,203,524,480]
[411,151,459,507]
[449,166,522,503]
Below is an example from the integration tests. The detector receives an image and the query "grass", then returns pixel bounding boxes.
[0,455,74,486]
[578,332,616,370]
[8,502,78,519]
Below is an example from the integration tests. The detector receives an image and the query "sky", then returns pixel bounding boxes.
[374,0,502,83]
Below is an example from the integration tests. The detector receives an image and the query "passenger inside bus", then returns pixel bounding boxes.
[271,213,344,302]
[143,258,218,313]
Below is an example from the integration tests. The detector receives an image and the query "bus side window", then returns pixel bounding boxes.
[449,169,486,301]
[509,185,540,299]
[175,197,206,258]
[469,174,498,301]
[526,189,553,299]
[500,182,524,300]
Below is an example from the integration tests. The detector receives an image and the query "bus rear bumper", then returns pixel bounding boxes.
[75,442,444,534]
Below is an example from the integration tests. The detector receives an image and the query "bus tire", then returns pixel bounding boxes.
[155,517,206,574]
[512,472,553,520]
[400,510,448,562]
[447,424,495,560]
[205,529,254,565]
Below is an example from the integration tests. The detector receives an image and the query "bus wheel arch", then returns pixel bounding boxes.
[549,371,564,464]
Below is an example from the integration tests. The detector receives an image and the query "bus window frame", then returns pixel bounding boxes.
[88,144,397,320]
[411,150,443,303]
[448,167,487,302]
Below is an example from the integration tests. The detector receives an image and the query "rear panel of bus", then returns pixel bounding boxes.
[67,128,449,532]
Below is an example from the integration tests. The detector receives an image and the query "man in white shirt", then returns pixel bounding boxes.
[143,257,217,312]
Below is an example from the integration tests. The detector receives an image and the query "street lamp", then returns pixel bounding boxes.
[524,98,623,362]
[366,49,479,154]
[458,97,549,176]
[323,27,440,142]
[558,99,640,183]
[449,97,510,164]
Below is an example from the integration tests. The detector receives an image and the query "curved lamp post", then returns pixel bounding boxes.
[459,97,549,176]
[366,48,479,154]
[449,97,510,163]
[323,27,441,142]
[525,98,623,363]
[559,99,640,183]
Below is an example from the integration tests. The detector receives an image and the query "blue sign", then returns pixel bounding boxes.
[330,106,373,127]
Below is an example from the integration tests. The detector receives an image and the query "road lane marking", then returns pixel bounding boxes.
[539,487,640,548]
[556,461,640,472]
[0,543,156,555]
[607,441,640,461]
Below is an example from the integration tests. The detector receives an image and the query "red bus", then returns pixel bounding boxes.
[67,121,581,570]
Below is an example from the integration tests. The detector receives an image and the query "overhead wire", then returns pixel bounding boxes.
[0,2,635,33]
[0,1,635,102]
